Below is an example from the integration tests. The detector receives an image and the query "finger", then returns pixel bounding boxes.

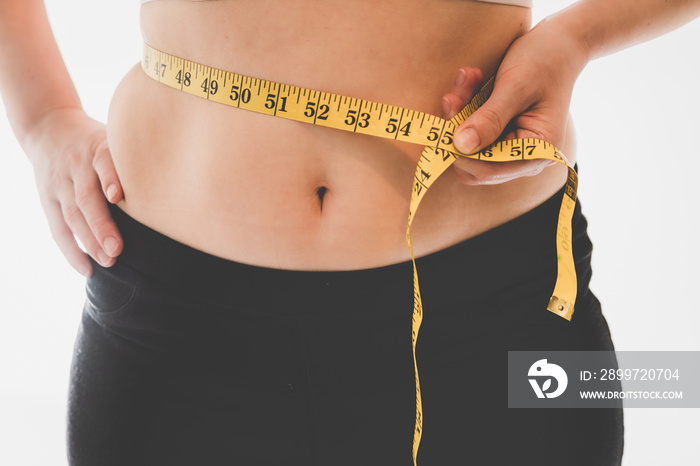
[60,191,115,266]
[92,140,124,203]
[452,127,556,185]
[453,75,534,154]
[442,67,484,120]
[450,67,484,109]
[44,199,93,277]
[73,168,123,260]
[452,158,554,186]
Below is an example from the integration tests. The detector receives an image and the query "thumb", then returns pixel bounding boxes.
[453,79,532,154]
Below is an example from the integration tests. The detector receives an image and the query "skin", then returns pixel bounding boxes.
[1,0,699,276]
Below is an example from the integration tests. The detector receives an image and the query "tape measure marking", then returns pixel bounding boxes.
[142,43,578,464]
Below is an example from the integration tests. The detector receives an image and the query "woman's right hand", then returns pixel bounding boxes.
[23,107,124,277]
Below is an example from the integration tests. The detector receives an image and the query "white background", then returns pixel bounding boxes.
[1,0,698,464]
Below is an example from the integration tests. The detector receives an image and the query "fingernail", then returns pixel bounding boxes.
[104,236,118,255]
[455,128,480,154]
[97,249,111,265]
[454,68,467,87]
[106,184,118,201]
[442,97,451,116]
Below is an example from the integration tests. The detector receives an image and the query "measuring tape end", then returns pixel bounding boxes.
[547,296,574,321]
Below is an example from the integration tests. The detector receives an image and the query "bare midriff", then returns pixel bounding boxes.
[107,0,575,270]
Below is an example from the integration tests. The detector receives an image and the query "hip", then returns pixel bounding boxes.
[70,183,621,465]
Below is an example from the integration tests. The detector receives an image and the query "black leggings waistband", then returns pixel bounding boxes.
[107,184,592,319]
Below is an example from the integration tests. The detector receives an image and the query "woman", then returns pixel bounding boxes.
[1,0,698,464]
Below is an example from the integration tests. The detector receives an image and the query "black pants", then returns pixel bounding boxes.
[67,186,623,465]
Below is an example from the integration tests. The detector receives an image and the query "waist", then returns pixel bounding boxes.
[107,65,573,269]
[106,183,591,316]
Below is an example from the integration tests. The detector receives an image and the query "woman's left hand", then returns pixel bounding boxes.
[442,14,589,185]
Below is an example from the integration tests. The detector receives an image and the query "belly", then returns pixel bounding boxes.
[107,0,572,270]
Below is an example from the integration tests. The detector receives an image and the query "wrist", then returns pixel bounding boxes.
[539,4,596,69]
[17,104,84,152]
[19,105,87,168]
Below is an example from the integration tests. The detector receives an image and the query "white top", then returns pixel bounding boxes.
[141,0,532,6]
[476,0,532,6]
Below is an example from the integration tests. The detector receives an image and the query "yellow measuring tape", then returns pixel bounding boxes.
[142,42,578,464]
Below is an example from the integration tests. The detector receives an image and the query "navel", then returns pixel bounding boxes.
[316,186,328,211]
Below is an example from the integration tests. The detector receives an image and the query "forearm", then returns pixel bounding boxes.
[0,0,82,149]
[547,0,700,62]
